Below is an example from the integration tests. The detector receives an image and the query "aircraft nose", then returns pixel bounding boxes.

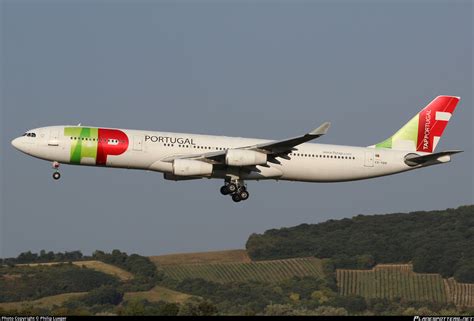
[11,137,22,150]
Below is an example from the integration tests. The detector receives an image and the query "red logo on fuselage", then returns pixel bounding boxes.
[97,129,129,166]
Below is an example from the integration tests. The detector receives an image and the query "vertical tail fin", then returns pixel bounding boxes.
[371,96,460,153]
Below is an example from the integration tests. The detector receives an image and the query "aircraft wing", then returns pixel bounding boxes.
[160,122,331,164]
[404,150,463,166]
[246,122,331,154]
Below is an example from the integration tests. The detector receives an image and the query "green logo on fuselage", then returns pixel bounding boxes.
[64,127,98,164]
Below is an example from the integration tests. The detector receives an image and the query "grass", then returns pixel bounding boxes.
[150,249,251,266]
[159,257,325,283]
[17,260,133,281]
[0,292,87,310]
[124,286,195,304]
[72,261,133,281]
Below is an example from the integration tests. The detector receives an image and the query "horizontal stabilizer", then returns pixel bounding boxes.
[404,150,463,167]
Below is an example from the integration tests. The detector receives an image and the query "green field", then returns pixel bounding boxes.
[159,257,325,283]
[337,264,449,303]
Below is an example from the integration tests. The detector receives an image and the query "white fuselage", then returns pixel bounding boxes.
[12,125,419,183]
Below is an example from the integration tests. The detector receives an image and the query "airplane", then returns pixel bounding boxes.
[11,95,462,203]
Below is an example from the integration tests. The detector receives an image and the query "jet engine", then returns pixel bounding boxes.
[225,149,267,166]
[173,159,213,176]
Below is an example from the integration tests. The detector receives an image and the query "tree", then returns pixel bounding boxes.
[155,302,180,316]
[81,285,123,306]
[178,298,218,316]
[311,290,331,304]
[263,304,295,316]
[329,295,367,313]
[246,205,474,279]
[454,262,474,283]
[313,306,348,316]
[120,298,146,316]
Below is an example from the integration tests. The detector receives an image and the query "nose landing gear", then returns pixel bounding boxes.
[52,161,61,180]
[220,179,249,203]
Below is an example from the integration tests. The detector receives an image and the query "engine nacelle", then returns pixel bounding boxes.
[225,149,267,167]
[173,159,213,176]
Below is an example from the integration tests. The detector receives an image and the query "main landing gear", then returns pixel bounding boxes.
[52,161,61,180]
[220,179,249,203]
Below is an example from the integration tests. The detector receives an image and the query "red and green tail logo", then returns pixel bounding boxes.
[374,96,459,153]
[64,127,129,165]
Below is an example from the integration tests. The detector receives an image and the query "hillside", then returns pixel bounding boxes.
[337,264,447,302]
[124,286,195,304]
[150,249,250,266]
[336,264,474,307]
[1,206,473,315]
[0,263,119,303]
[246,205,474,282]
[156,256,325,283]
[18,260,133,281]
[0,292,87,311]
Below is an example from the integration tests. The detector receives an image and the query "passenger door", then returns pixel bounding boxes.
[364,151,374,167]
[48,129,60,146]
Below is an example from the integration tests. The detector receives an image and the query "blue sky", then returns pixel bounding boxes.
[1,1,472,258]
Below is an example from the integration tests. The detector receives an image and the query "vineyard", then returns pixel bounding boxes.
[337,264,474,307]
[159,257,325,283]
[444,278,474,307]
[337,264,446,302]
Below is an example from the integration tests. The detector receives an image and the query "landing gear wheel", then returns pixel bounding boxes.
[232,193,242,203]
[53,172,61,180]
[220,186,230,195]
[239,190,249,201]
[227,183,237,193]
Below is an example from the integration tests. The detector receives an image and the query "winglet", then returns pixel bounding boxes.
[309,122,331,136]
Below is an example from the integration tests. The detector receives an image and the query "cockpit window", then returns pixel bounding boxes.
[24,132,37,137]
